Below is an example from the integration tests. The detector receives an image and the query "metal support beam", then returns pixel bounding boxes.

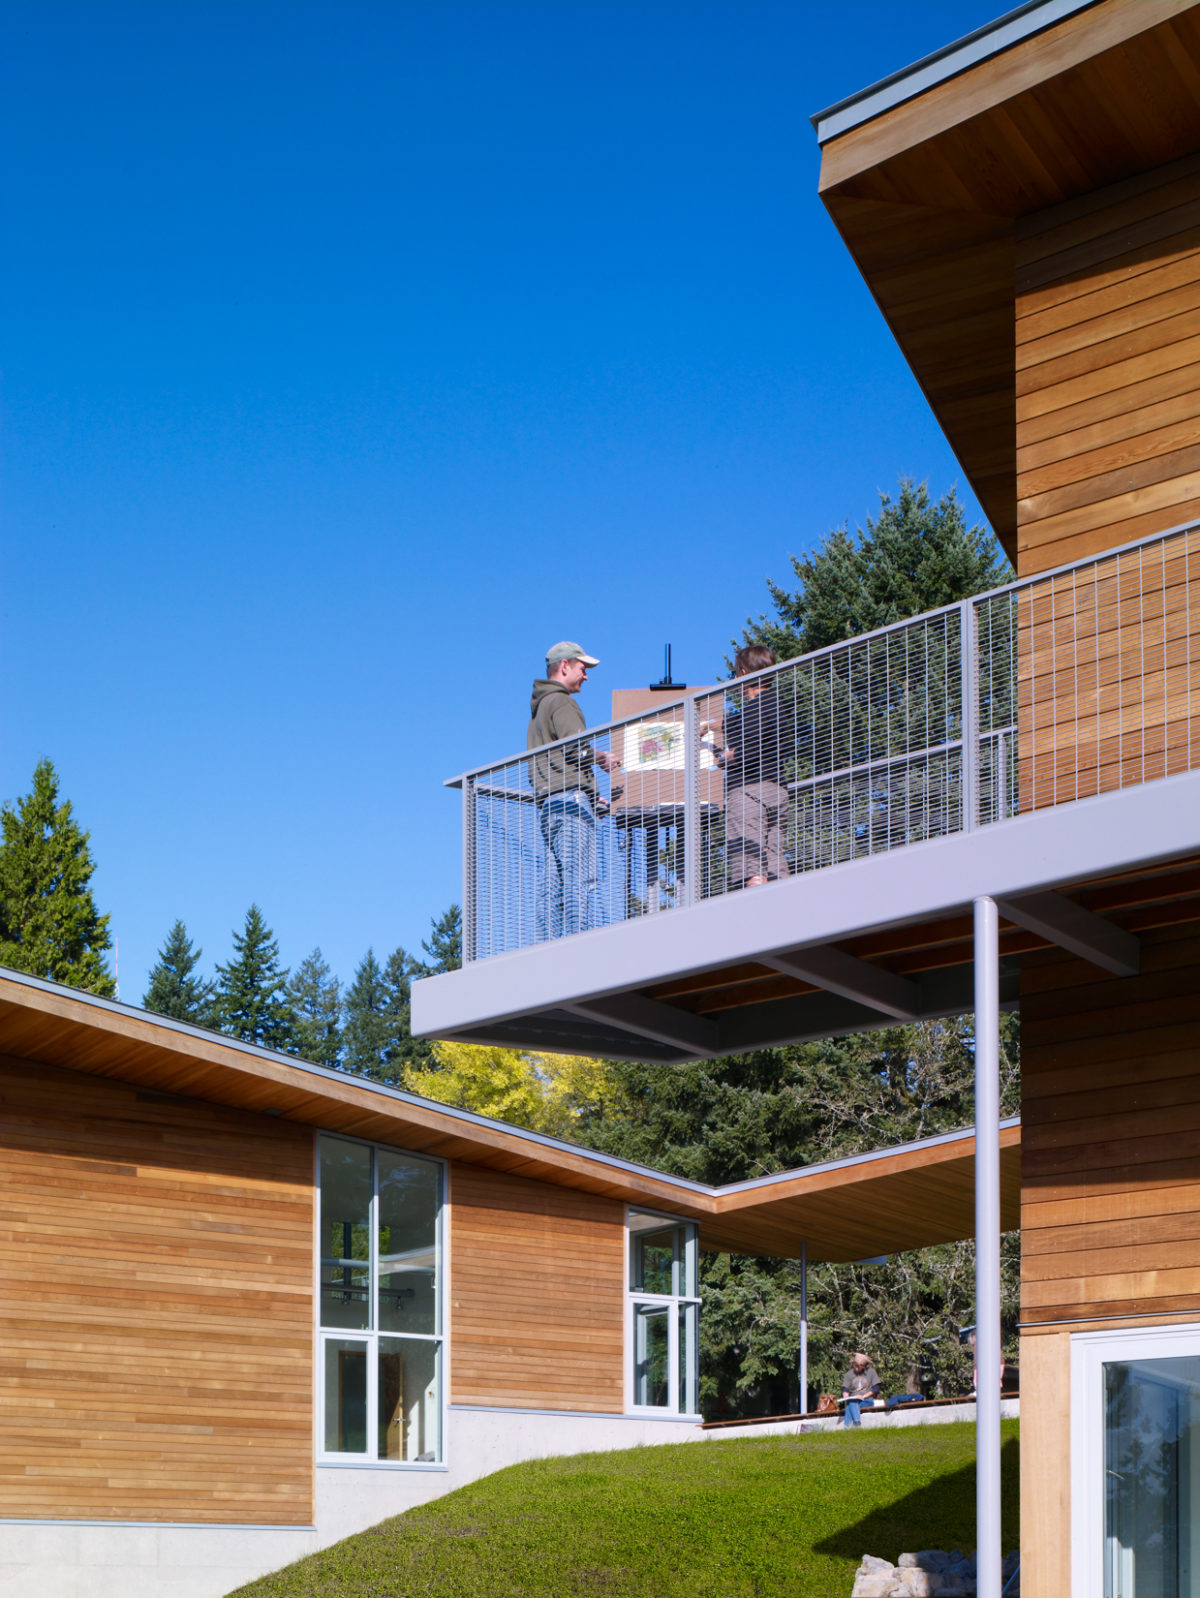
[566,992,719,1056]
[995,889,1140,977]
[974,896,1002,1598]
[799,1241,809,1415]
[763,945,922,1020]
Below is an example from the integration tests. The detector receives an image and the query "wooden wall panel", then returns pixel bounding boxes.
[448,1162,625,1412]
[0,1055,314,1524]
[1021,920,1200,1328]
[1016,154,1200,575]
[1018,1330,1071,1598]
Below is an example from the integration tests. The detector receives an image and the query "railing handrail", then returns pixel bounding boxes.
[446,517,1196,790]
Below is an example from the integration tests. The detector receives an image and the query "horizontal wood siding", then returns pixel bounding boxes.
[448,1162,625,1412]
[1014,524,1200,810]
[0,1055,314,1523]
[1016,156,1200,575]
[1021,920,1200,1328]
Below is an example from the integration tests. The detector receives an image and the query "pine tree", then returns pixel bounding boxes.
[743,479,1012,660]
[287,948,343,1070]
[143,919,215,1024]
[343,948,391,1080]
[212,905,296,1051]
[381,945,433,1075]
[413,903,462,976]
[0,758,115,996]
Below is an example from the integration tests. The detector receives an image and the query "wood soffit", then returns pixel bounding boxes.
[0,969,1015,1264]
[816,0,1200,559]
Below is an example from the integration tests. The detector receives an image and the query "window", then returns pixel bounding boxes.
[318,1134,444,1465]
[1072,1324,1200,1597]
[627,1209,699,1416]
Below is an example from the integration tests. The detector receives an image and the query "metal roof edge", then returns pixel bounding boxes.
[810,0,1103,146]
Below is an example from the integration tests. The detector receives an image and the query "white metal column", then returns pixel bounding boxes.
[799,1241,808,1412]
[974,894,1002,1598]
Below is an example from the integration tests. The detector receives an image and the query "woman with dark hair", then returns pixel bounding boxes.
[703,644,793,889]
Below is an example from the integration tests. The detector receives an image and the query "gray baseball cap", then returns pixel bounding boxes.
[546,640,600,668]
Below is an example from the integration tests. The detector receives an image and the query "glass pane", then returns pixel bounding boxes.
[324,1338,368,1454]
[378,1338,441,1463]
[1104,1355,1200,1597]
[634,1303,670,1407]
[681,1226,698,1299]
[629,1212,677,1295]
[320,1137,373,1330]
[378,1149,440,1335]
[678,1301,698,1415]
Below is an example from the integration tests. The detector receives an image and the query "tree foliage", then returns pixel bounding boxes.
[0,758,115,996]
[287,948,343,1070]
[408,1042,627,1139]
[414,903,462,976]
[143,919,214,1024]
[212,905,295,1052]
[743,480,1012,661]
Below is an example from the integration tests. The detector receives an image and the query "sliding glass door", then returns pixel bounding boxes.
[628,1209,699,1417]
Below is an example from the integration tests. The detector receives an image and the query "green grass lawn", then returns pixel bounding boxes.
[230,1420,1018,1598]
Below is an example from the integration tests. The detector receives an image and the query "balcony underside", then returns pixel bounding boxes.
[412,770,1200,1062]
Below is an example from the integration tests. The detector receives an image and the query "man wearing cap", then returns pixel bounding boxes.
[528,642,621,939]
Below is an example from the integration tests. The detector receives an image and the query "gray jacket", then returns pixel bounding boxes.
[527,680,599,805]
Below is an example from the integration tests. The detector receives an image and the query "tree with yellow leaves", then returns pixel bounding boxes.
[407,1042,625,1140]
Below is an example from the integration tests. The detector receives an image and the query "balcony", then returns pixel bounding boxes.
[414,522,1200,1060]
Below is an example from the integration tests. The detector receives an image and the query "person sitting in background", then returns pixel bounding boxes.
[841,1351,881,1427]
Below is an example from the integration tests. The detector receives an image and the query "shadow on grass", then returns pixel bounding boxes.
[813,1437,1020,1561]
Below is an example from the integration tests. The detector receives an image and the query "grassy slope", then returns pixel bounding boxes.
[230,1420,1019,1598]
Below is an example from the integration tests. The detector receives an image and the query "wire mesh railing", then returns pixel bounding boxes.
[452,522,1199,962]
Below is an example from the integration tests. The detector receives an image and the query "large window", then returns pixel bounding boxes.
[627,1209,699,1417]
[1072,1325,1200,1597]
[318,1134,443,1465]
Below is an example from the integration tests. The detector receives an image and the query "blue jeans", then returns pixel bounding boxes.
[843,1397,875,1427]
[539,792,598,940]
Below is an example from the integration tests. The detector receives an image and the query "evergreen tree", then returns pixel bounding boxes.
[0,758,115,996]
[380,944,434,1075]
[343,948,392,1080]
[212,905,296,1051]
[413,903,462,976]
[143,919,215,1024]
[287,948,343,1070]
[743,479,1012,660]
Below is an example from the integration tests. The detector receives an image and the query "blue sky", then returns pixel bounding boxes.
[1,1,1006,1001]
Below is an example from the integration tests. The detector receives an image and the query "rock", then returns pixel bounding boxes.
[852,1578,898,1598]
[898,1573,939,1595]
[861,1555,897,1574]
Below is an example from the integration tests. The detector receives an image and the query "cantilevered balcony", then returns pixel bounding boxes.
[413,522,1200,1061]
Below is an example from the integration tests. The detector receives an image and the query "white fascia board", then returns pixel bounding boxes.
[412,769,1200,1040]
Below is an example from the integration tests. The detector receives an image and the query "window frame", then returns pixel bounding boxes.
[1070,1320,1200,1597]
[625,1206,701,1419]
[315,1131,448,1470]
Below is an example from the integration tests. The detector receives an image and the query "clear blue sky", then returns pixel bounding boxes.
[1,1,1006,1002]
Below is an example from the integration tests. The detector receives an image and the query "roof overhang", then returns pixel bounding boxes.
[0,966,1017,1262]
[814,0,1200,560]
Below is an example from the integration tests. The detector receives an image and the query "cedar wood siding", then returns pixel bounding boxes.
[448,1162,626,1413]
[1019,918,1200,1596]
[1014,160,1200,816]
[0,1054,314,1524]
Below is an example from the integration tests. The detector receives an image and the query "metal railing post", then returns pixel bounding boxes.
[799,1241,809,1413]
[462,777,477,963]
[961,599,980,832]
[974,894,1002,1598]
[682,695,700,908]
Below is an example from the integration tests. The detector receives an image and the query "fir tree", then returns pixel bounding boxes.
[143,919,215,1024]
[413,903,462,976]
[743,479,1012,660]
[212,905,295,1051]
[381,944,434,1076]
[343,948,395,1080]
[287,948,343,1070]
[0,758,115,996]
